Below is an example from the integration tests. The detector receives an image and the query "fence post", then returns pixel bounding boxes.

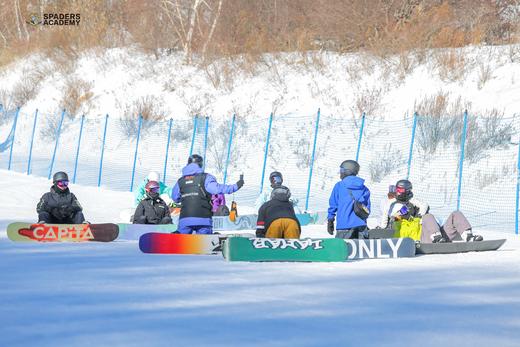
[47,109,66,179]
[163,118,173,183]
[259,113,274,194]
[27,108,38,175]
[7,107,21,171]
[203,116,209,170]
[355,112,366,162]
[130,115,143,192]
[515,139,520,235]
[305,108,321,212]
[72,115,85,184]
[98,114,109,187]
[456,110,468,211]
[406,112,418,180]
[223,114,236,185]
[189,115,198,156]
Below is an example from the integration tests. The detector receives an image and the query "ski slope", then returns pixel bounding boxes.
[0,170,519,347]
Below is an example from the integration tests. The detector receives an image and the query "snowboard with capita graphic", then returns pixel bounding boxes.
[138,232,254,254]
[117,223,178,240]
[222,237,350,262]
[415,239,506,254]
[7,222,119,242]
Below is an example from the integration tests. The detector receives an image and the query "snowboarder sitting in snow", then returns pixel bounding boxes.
[256,185,301,239]
[134,171,173,207]
[133,180,172,224]
[36,171,86,224]
[171,154,244,234]
[380,179,483,243]
[327,160,371,239]
[255,171,302,213]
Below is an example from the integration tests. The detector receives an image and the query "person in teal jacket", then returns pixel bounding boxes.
[134,171,173,207]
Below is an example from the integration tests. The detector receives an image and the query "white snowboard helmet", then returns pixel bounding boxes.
[147,171,161,182]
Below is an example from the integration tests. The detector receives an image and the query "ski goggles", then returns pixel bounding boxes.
[395,186,406,194]
[271,176,282,185]
[56,180,69,188]
[149,186,160,193]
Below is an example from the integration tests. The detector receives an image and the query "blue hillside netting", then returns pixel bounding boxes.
[459,115,519,233]
[0,106,518,233]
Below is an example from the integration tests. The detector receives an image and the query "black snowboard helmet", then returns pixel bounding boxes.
[340,160,360,179]
[269,171,283,187]
[188,154,204,168]
[395,179,413,202]
[52,171,69,183]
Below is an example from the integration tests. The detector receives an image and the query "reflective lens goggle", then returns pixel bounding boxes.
[149,187,160,193]
[57,180,69,188]
[395,186,406,194]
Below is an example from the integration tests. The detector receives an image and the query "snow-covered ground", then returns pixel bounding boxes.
[1,170,519,347]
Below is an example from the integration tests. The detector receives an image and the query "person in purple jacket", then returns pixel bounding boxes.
[171,154,244,234]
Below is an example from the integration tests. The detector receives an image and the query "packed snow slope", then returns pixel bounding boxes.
[1,170,519,347]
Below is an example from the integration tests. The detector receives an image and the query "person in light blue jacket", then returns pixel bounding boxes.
[327,160,371,239]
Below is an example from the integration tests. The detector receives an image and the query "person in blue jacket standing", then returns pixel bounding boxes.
[171,154,244,234]
[327,159,371,239]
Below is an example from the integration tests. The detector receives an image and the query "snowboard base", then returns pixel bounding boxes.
[7,223,119,242]
[415,239,506,254]
[344,238,416,260]
[223,237,349,262]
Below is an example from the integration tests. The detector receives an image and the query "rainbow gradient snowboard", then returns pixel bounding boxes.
[139,233,222,254]
[7,223,119,242]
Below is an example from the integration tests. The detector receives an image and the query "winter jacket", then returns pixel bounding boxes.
[134,179,172,206]
[37,185,83,221]
[133,195,171,224]
[327,176,371,230]
[256,186,301,237]
[379,197,429,229]
[171,163,239,227]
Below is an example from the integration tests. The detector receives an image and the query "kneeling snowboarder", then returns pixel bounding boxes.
[256,185,301,239]
[36,171,86,224]
[133,181,172,225]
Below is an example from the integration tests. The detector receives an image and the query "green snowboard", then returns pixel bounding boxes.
[222,237,350,262]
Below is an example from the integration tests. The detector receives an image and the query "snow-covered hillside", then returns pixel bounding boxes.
[0,170,519,347]
[1,45,520,119]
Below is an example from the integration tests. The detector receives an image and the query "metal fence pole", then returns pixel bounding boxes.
[130,115,143,192]
[72,115,85,184]
[203,116,209,170]
[163,118,173,183]
[456,110,468,211]
[97,114,109,187]
[47,109,66,179]
[406,112,418,179]
[355,112,366,162]
[189,115,198,156]
[515,139,520,235]
[259,113,274,194]
[7,107,21,171]
[27,109,38,175]
[305,108,321,212]
[223,114,236,185]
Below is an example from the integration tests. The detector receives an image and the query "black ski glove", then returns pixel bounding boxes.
[327,219,335,235]
[236,174,244,189]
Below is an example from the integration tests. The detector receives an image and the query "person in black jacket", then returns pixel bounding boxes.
[256,185,301,239]
[133,180,172,225]
[36,171,85,224]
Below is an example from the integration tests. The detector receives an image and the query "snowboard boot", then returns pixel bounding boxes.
[466,232,483,242]
[432,234,449,243]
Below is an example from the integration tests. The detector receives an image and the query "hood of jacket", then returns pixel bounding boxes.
[182,163,204,176]
[341,176,366,190]
[271,185,291,202]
